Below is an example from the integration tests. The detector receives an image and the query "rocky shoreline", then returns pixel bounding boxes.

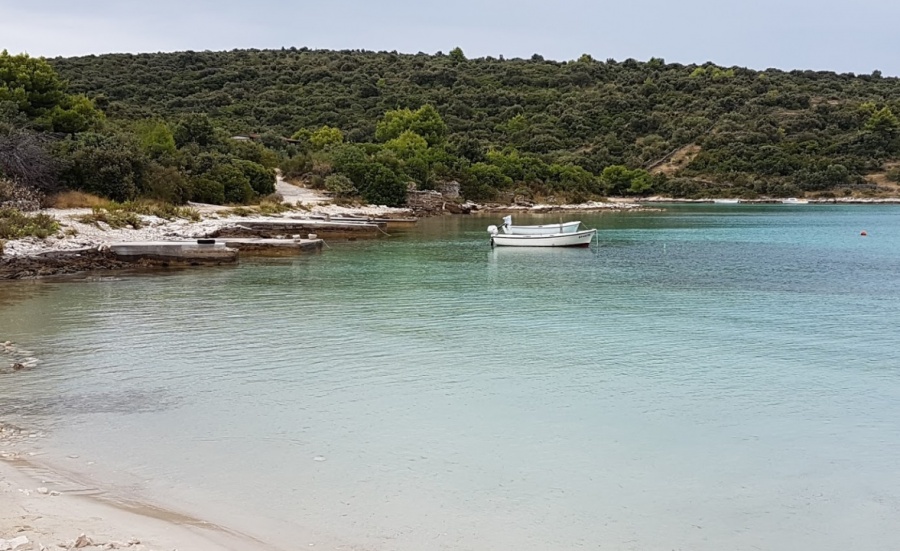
[0,250,136,280]
[10,183,893,280]
[0,181,412,279]
[1,179,650,280]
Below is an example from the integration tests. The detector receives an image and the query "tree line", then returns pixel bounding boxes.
[1,50,276,207]
[3,47,900,208]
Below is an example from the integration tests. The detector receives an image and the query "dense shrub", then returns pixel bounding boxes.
[234,159,275,196]
[324,173,357,197]
[356,163,407,207]
[55,132,146,202]
[189,177,225,204]
[208,163,254,204]
[141,164,189,204]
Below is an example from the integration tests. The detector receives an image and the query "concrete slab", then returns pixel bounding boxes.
[216,238,323,255]
[107,241,238,263]
[213,219,384,239]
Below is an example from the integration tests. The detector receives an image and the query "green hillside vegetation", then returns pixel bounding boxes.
[4,47,900,208]
[1,50,277,207]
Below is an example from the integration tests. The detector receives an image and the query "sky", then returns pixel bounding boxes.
[1,0,898,75]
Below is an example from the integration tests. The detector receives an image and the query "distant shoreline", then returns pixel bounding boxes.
[638,196,900,204]
[2,195,899,280]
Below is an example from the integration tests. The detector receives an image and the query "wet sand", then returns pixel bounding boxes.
[0,436,273,551]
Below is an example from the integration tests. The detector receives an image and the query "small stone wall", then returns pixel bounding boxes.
[406,190,444,210]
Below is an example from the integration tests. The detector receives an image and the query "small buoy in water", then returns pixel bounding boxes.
[860,230,868,236]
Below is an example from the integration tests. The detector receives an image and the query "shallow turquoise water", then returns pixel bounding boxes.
[2,205,900,550]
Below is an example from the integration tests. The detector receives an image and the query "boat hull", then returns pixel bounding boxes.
[491,229,597,247]
[503,221,581,235]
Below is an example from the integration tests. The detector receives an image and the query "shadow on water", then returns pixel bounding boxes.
[0,387,181,420]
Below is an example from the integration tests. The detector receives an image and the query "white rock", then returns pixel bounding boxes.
[37,486,49,494]
[0,536,29,551]
[74,534,93,548]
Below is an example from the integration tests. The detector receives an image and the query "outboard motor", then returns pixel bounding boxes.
[487,225,499,247]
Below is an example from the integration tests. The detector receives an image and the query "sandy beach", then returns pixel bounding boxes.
[1,423,273,551]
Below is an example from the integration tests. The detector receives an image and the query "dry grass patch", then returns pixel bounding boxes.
[864,162,900,194]
[650,144,702,176]
[75,207,144,229]
[119,200,201,221]
[224,206,255,217]
[47,191,110,209]
[257,199,291,216]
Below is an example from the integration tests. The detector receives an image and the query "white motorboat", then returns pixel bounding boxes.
[713,199,741,204]
[488,225,596,247]
[499,215,581,235]
[782,198,809,204]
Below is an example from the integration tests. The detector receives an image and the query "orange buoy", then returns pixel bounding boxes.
[860,230,868,236]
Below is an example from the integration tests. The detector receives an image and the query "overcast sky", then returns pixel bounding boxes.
[2,0,898,75]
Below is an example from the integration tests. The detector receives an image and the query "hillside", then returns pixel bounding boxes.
[46,48,900,199]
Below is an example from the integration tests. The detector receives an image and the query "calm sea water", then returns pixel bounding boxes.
[2,205,900,551]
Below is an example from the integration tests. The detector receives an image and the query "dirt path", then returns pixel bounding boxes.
[275,173,330,206]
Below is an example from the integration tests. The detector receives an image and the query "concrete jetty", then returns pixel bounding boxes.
[212,218,384,239]
[106,241,238,264]
[293,215,418,228]
[217,238,323,255]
